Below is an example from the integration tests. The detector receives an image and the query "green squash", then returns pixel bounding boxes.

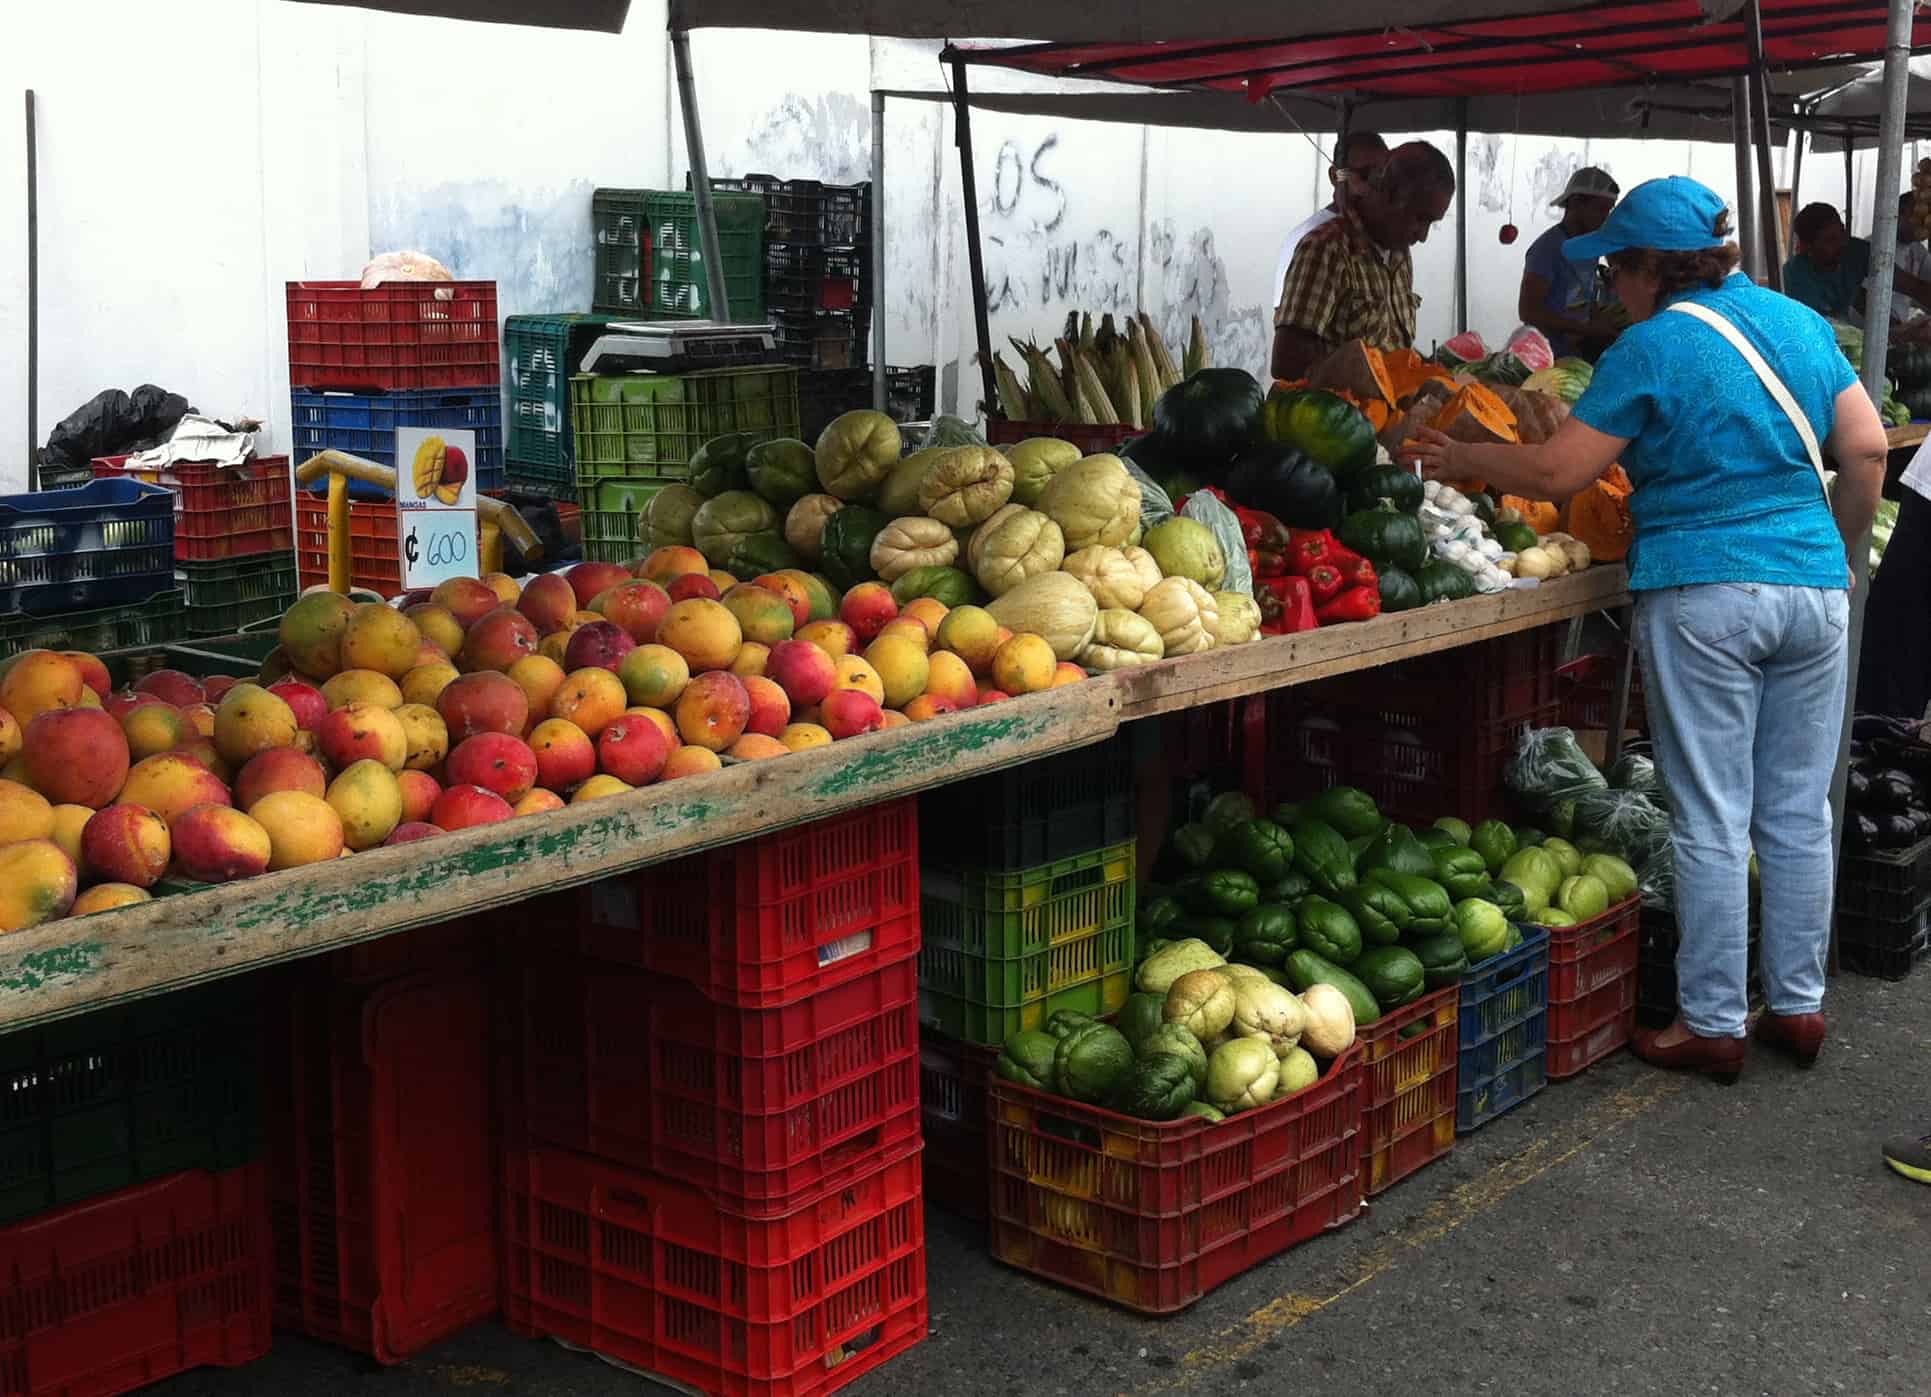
[890,565,980,608]
[1151,368,1265,465]
[688,432,757,498]
[689,490,781,567]
[1339,502,1427,572]
[1494,521,1540,553]
[1261,387,1376,475]
[1378,565,1422,613]
[1352,946,1427,1010]
[745,437,819,509]
[817,505,889,590]
[724,532,801,578]
[1346,462,1426,514]
[640,483,706,550]
[1109,1052,1197,1121]
[1414,560,1476,605]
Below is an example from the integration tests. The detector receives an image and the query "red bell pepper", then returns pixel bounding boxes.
[1304,562,1346,605]
[1317,585,1382,625]
[1256,575,1317,635]
[1286,529,1337,577]
[1326,540,1379,590]
[1236,507,1291,578]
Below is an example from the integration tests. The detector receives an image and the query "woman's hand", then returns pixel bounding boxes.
[1402,426,1464,481]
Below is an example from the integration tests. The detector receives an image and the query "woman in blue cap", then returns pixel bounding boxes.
[1406,176,1890,1084]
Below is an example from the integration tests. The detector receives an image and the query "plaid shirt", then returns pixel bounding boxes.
[1274,206,1420,352]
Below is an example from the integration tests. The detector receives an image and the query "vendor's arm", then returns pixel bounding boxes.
[1828,382,1890,568]
[1271,235,1346,380]
[1403,417,1627,501]
[1893,267,1931,315]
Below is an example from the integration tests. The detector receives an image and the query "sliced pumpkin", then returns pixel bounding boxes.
[1502,495,1561,534]
[1492,386,1571,446]
[1430,383,1520,446]
[1309,339,1397,407]
[1559,464,1634,561]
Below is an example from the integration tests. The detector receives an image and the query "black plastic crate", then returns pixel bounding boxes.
[1839,899,1931,981]
[1636,903,1763,1028]
[1838,836,1931,921]
[764,244,868,314]
[692,173,871,246]
[772,308,871,369]
[886,365,936,423]
[921,734,1134,871]
[797,368,872,444]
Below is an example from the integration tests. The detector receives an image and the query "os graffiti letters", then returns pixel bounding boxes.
[981,132,1135,315]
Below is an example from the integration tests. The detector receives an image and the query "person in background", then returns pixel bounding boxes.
[1403,177,1889,1085]
[1518,166,1622,358]
[1857,429,1931,719]
[1882,190,1931,327]
[1271,141,1456,381]
[1784,204,1872,319]
[1272,132,1390,333]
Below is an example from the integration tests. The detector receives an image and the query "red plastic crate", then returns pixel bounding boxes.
[91,455,294,561]
[326,915,494,984]
[293,489,403,596]
[578,801,920,1007]
[919,1034,999,1221]
[286,280,500,392]
[502,1144,928,1397]
[265,967,498,1363]
[986,418,1139,458]
[1269,697,1560,831]
[1356,986,1459,1196]
[505,951,920,1216]
[1545,896,1642,1004]
[1546,974,1637,1078]
[984,1044,1363,1313]
[0,1163,270,1397]
[1557,652,1649,734]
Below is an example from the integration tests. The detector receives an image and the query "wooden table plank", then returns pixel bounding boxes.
[1887,424,1928,451]
[0,565,1629,1033]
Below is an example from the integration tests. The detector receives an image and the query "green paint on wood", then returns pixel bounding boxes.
[0,942,104,993]
[806,710,1052,798]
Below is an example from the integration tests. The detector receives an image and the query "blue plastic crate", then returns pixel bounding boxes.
[1456,927,1549,1134]
[288,388,502,480]
[0,478,175,615]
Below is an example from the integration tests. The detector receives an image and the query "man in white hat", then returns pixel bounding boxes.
[1517,165,1622,358]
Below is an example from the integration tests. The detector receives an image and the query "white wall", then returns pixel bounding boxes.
[1,8,1916,492]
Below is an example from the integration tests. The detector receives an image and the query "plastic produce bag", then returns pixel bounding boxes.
[1572,788,1671,867]
[1606,750,1661,799]
[1180,489,1252,598]
[1120,455,1176,533]
[1505,725,1609,815]
[918,415,988,451]
[1638,841,1675,910]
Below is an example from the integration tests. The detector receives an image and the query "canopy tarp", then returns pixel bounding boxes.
[292,0,631,29]
[669,0,1750,43]
[1797,58,1931,146]
[949,2,1920,100]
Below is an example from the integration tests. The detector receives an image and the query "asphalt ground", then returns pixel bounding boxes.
[164,965,1930,1397]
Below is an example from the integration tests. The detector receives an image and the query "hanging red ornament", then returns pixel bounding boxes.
[1500,224,1519,245]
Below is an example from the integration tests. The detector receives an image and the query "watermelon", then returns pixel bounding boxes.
[1438,331,1489,369]
[1504,326,1556,374]
[1522,358,1595,405]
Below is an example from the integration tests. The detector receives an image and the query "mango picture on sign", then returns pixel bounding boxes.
[411,435,469,505]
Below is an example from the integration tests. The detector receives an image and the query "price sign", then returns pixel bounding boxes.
[396,426,478,590]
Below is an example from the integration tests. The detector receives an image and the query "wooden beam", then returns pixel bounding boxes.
[0,566,1629,1033]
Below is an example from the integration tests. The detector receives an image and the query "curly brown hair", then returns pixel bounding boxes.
[1605,210,1742,296]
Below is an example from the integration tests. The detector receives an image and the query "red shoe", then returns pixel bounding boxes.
[1631,1020,1746,1085]
[1755,1012,1825,1067]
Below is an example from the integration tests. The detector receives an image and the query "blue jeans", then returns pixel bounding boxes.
[1634,583,1850,1038]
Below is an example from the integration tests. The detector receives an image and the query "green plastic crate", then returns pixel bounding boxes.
[181,553,297,637]
[0,980,264,1225]
[592,189,765,320]
[569,366,800,484]
[919,970,1134,1047]
[921,843,1137,960]
[580,477,663,563]
[920,921,1134,1009]
[0,589,186,655]
[156,631,283,678]
[505,313,626,468]
[505,459,578,502]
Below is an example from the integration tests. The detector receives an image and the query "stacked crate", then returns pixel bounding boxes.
[506,803,928,1395]
[90,454,296,637]
[502,313,624,500]
[915,737,1136,1220]
[1544,897,1643,1077]
[0,979,273,1393]
[0,476,184,645]
[568,365,802,561]
[285,280,502,591]
[264,920,500,1364]
[1837,835,1931,979]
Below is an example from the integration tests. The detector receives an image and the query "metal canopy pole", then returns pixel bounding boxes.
[951,59,998,420]
[1745,2,1784,288]
[1732,78,1760,278]
[1833,0,1916,927]
[871,91,886,411]
[1845,125,1856,229]
[671,29,733,323]
[1790,128,1806,213]
[1455,99,1470,334]
[25,91,38,489]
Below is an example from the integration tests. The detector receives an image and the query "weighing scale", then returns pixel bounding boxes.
[579,321,777,375]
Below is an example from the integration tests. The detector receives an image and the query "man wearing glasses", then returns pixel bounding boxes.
[1271,133,1389,348]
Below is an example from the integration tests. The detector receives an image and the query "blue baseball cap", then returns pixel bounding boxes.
[1565,175,1728,261]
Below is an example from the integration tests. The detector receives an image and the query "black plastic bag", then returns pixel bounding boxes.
[38,383,196,475]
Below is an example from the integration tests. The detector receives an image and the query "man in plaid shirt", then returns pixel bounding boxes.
[1270,141,1457,381]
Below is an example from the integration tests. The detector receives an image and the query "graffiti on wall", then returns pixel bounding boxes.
[1145,219,1270,381]
[981,132,1136,317]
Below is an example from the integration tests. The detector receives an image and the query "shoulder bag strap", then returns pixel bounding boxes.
[1665,300,1829,494]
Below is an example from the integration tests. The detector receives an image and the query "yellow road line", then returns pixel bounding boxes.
[1127,1073,1683,1395]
